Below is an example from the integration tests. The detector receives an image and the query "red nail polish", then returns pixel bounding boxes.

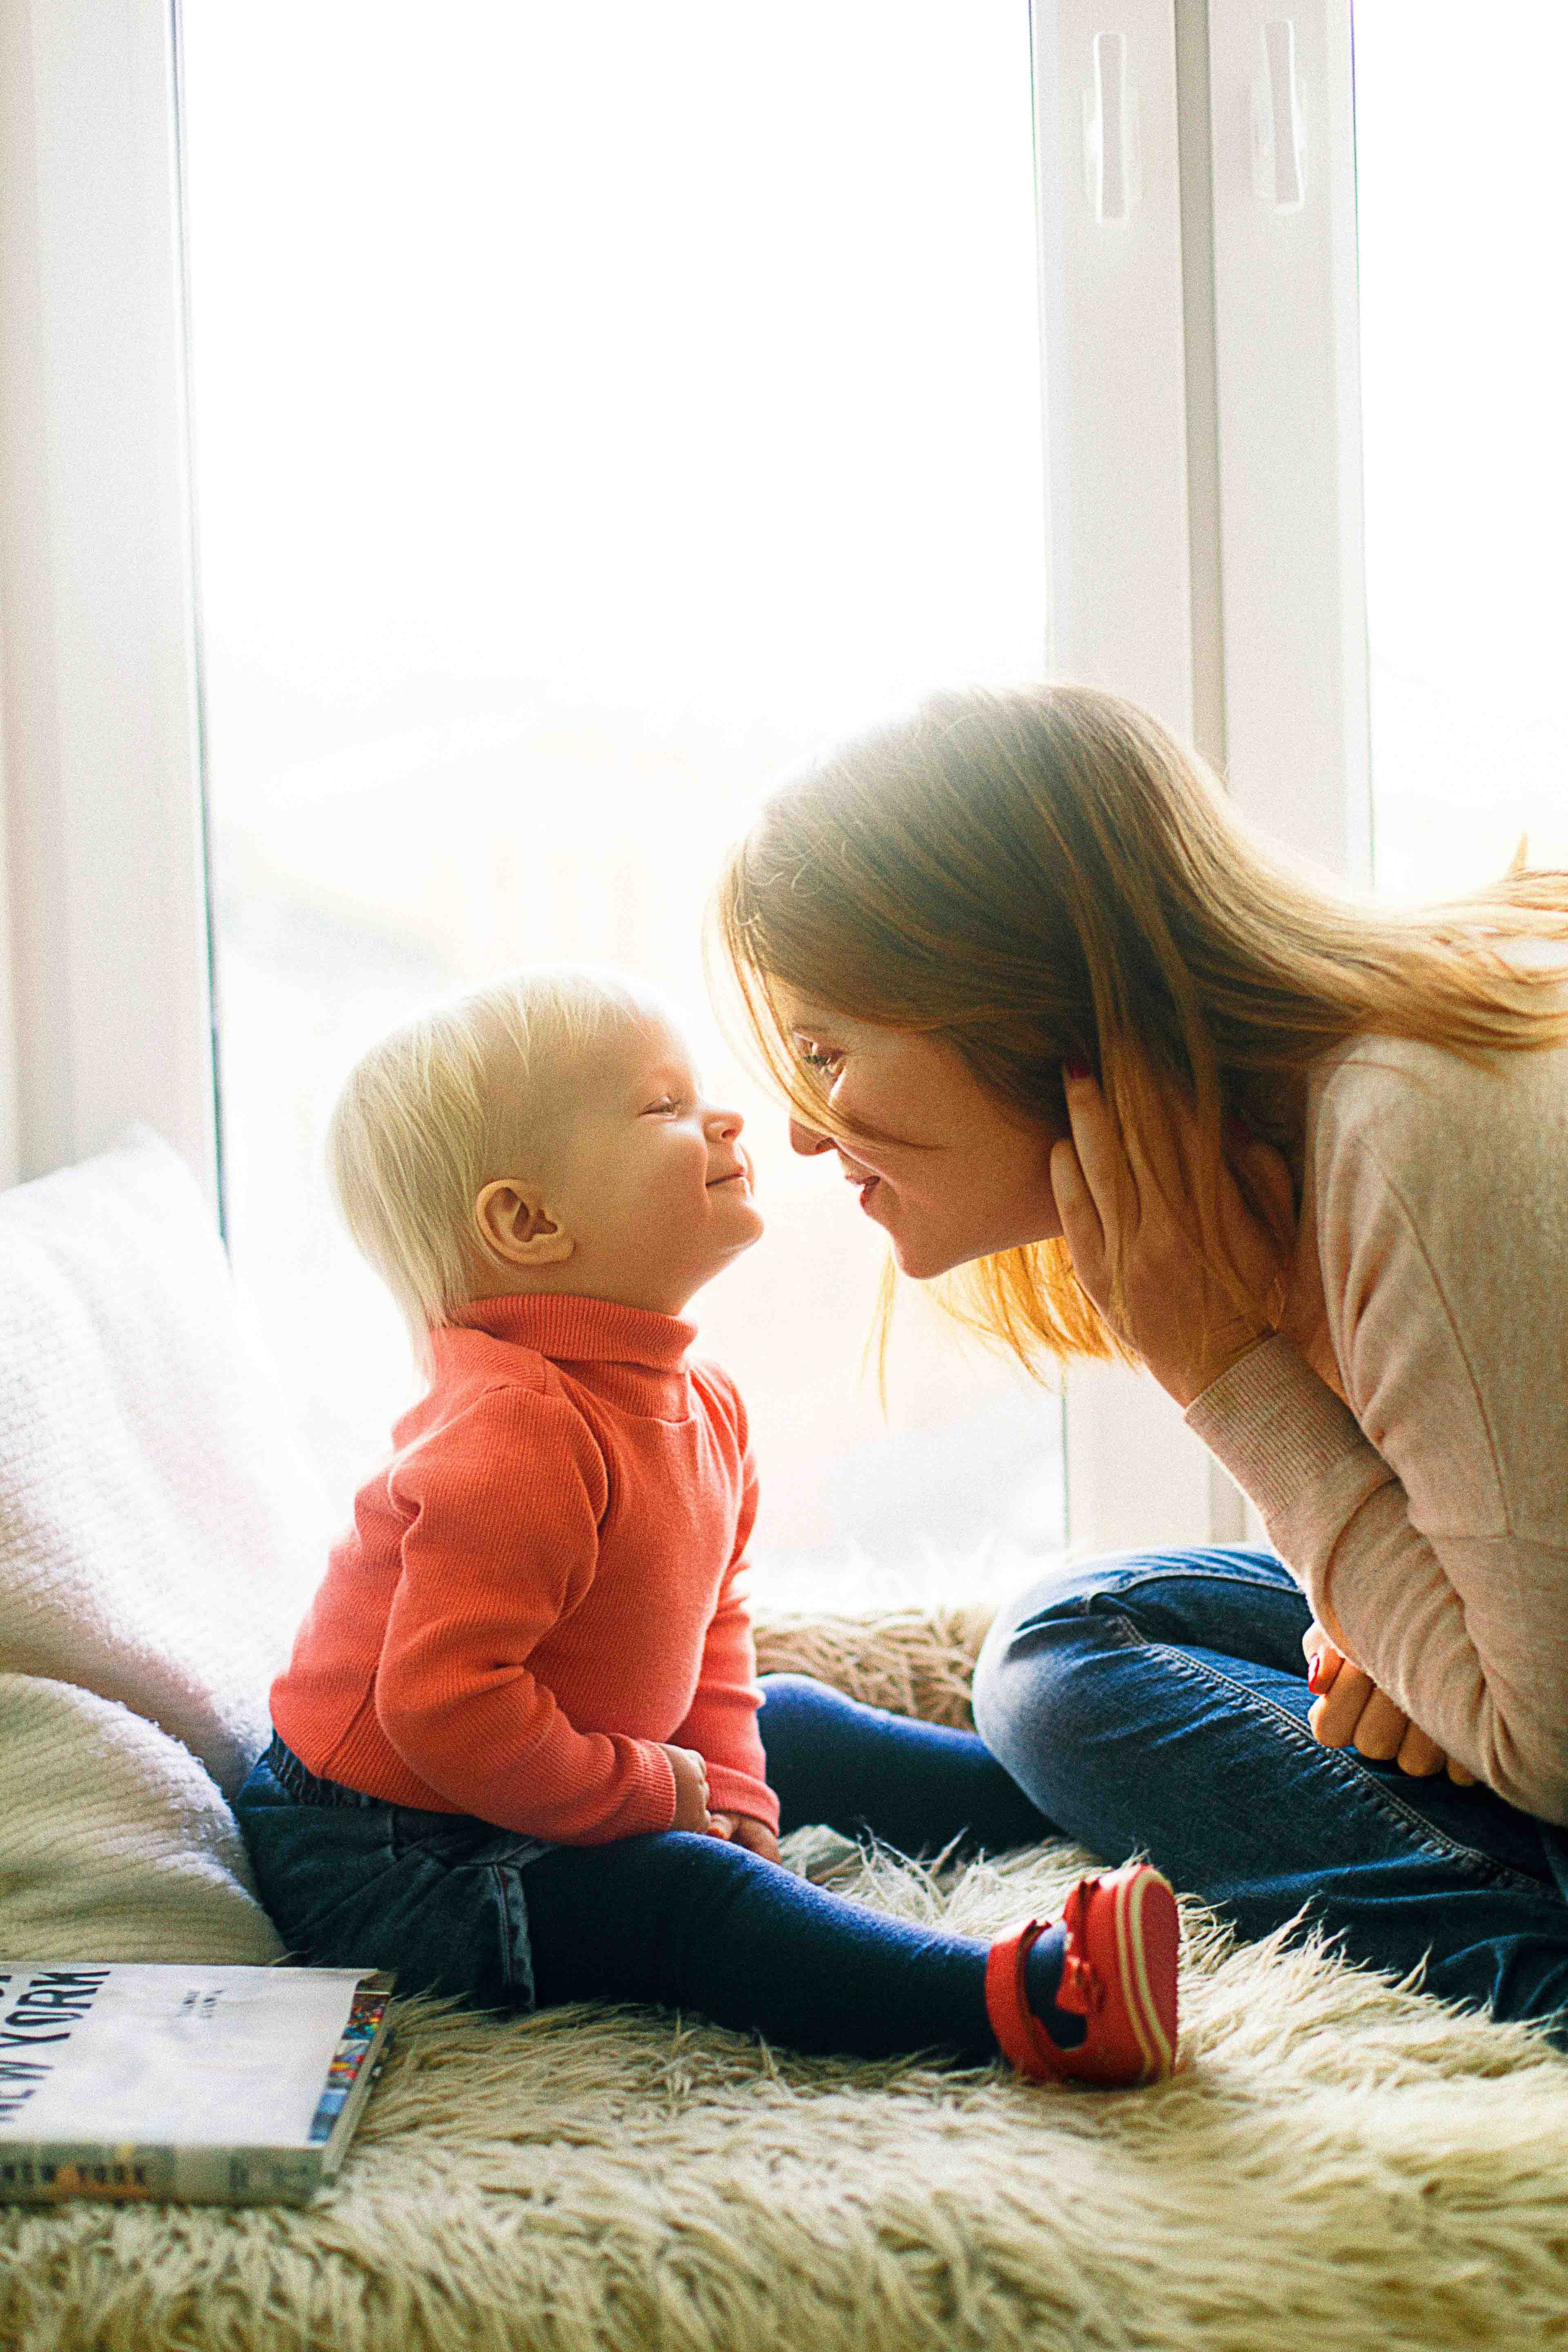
[1064,1058,1091,1082]
[1307,1653,1326,1693]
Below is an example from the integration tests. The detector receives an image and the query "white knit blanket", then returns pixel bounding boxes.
[0,1673,281,1962]
[0,1129,330,1801]
[0,1130,331,1963]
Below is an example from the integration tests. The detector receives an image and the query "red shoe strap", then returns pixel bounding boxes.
[984,1918,1072,2083]
[1056,1950,1104,2018]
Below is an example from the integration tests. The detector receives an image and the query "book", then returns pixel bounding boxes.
[0,1963,394,2206]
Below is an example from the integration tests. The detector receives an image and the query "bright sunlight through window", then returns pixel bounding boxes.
[180,1,1063,1601]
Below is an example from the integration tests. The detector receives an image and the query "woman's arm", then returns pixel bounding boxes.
[1053,1053,1568,1822]
[1187,1330,1568,1817]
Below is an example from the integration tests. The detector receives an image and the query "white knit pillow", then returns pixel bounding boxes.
[0,1673,284,1962]
[0,1128,331,1800]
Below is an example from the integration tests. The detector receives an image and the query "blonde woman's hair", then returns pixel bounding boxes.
[711,681,1568,1374]
[326,965,647,1352]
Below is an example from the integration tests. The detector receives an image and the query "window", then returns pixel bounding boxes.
[4,0,1398,1564]
[1355,3,1568,899]
[179,1,1064,1590]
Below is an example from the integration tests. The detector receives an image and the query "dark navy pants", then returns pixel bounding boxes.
[971,1548,1568,2042]
[233,1673,1053,2059]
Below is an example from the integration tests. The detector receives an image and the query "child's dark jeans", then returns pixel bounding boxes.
[233,1673,1054,2060]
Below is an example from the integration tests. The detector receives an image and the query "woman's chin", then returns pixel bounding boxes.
[889,1234,963,1280]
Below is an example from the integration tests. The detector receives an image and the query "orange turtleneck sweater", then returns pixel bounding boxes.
[270,1293,777,1844]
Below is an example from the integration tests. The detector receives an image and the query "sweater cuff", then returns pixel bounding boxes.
[1184,1335,1396,1615]
[704,1763,780,1834]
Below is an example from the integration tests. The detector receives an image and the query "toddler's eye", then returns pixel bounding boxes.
[643,1096,681,1116]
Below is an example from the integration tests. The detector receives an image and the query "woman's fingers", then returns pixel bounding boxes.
[1310,1662,1379,1748]
[1302,1620,1344,1695]
[1050,1134,1109,1301]
[1301,1625,1480,1786]
[1310,1667,1406,1759]
[1396,1721,1447,1777]
[1346,1685,1411,1763]
[1061,1067,1136,1243]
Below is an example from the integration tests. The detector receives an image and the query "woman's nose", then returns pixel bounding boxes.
[789,1116,835,1157]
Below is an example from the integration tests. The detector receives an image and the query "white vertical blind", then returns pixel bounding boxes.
[1032,0,1220,1554]
[0,0,216,1207]
[1206,0,1370,883]
[1038,0,1366,1555]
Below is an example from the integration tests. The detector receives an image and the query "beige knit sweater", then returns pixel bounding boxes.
[1186,1030,1568,1825]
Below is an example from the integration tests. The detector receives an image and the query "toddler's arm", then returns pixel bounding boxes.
[666,1444,780,1835]
[376,1383,684,1842]
[707,1811,782,1863]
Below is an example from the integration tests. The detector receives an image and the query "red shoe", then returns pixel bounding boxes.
[984,1863,1180,2088]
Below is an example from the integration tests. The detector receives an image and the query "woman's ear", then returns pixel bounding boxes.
[472,1179,575,1268]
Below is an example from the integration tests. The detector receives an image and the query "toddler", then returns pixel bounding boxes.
[234,967,1180,2086]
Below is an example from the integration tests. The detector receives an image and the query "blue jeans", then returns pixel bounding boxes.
[971,1548,1568,2041]
[233,1673,1053,2059]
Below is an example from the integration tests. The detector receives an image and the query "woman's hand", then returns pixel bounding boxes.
[1051,1061,1298,1409]
[1302,1621,1477,1783]
[708,1811,783,1864]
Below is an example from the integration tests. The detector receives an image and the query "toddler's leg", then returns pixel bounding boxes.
[524,1827,997,2060]
[523,1825,1178,2081]
[756,1672,1056,1858]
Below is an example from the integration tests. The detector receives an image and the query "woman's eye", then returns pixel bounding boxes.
[797,1046,842,1075]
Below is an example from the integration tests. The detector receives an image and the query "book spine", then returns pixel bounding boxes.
[0,2142,321,2206]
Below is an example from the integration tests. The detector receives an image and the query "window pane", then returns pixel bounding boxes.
[1355,3,1568,901]
[181,0,1061,1594]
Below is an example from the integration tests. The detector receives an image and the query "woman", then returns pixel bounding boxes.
[712,680,1568,2038]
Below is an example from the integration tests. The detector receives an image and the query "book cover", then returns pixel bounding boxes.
[0,1963,395,2206]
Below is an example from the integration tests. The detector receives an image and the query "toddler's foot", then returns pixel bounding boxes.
[984,1862,1179,2088]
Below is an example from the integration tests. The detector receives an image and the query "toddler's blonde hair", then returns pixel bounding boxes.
[326,964,647,1350]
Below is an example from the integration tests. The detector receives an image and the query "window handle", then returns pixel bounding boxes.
[1083,30,1140,224]
[1253,17,1306,210]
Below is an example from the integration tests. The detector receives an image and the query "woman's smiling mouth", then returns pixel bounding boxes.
[841,1162,882,1210]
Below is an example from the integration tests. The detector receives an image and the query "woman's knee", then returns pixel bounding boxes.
[973,1544,1298,1759]
[971,1565,1109,1770]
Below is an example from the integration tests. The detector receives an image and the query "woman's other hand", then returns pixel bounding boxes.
[708,1811,783,1864]
[1051,1060,1297,1409]
[1302,1621,1477,1783]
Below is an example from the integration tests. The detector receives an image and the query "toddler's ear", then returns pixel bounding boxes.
[473,1180,575,1268]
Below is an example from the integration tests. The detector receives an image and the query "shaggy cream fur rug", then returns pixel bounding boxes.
[3,1604,1567,2352]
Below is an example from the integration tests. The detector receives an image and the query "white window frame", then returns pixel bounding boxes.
[0,0,1366,1557]
[1033,0,1368,1553]
[0,0,216,1208]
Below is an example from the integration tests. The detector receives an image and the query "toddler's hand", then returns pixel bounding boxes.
[708,1812,782,1866]
[660,1742,713,1832]
[1302,1621,1476,1784]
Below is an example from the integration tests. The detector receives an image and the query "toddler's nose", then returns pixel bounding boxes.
[707,1104,744,1141]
